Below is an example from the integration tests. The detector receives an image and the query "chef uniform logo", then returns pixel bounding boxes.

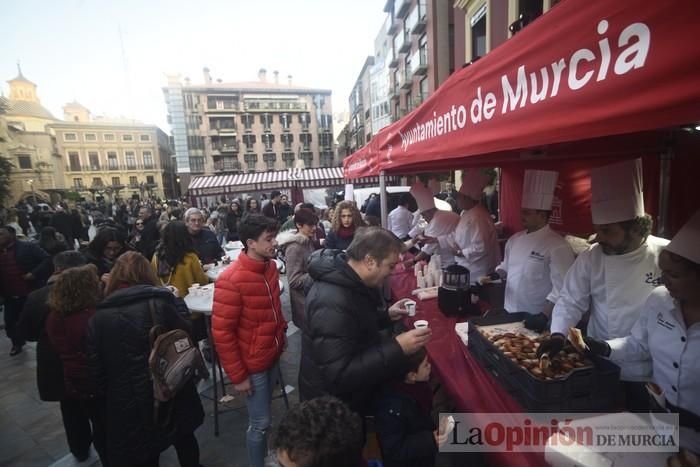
[529,251,545,261]
[656,311,675,330]
[645,271,663,286]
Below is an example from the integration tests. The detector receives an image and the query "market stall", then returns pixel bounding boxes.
[344,0,700,236]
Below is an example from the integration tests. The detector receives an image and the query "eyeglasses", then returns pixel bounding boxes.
[135,222,144,225]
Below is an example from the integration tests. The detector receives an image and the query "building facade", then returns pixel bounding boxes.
[52,104,176,201]
[348,57,374,154]
[453,0,560,66]
[163,68,334,192]
[2,67,61,204]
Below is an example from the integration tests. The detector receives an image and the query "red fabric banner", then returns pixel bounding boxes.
[344,0,700,178]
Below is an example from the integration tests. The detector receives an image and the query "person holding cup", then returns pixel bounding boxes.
[300,226,432,417]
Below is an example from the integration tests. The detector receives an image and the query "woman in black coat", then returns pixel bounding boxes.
[88,251,204,467]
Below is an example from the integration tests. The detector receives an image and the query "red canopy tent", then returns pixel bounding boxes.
[344,0,700,236]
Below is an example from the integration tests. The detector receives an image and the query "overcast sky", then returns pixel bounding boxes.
[2,0,385,132]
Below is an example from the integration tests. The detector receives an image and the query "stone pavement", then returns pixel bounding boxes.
[0,276,300,467]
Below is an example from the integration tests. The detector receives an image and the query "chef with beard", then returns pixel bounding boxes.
[539,158,669,409]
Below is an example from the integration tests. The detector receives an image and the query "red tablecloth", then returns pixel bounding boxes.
[391,268,547,467]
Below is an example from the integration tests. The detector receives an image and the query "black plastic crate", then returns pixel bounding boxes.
[467,311,620,412]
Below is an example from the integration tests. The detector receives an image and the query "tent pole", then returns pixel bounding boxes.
[380,170,388,228]
[657,144,673,238]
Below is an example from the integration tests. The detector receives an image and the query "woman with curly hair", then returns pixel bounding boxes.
[46,264,107,464]
[244,197,261,221]
[151,221,208,298]
[82,226,128,280]
[88,251,204,467]
[324,201,365,251]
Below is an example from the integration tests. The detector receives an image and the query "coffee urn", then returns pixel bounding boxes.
[437,264,482,317]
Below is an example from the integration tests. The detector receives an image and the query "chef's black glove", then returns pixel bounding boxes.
[487,272,501,281]
[536,333,565,358]
[583,336,611,357]
[524,312,550,333]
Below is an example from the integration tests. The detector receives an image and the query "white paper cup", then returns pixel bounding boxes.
[414,319,429,329]
[404,300,416,317]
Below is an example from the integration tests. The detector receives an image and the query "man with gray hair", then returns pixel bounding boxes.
[185,207,224,265]
[18,251,97,462]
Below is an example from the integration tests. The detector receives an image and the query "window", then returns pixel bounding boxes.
[107,151,118,169]
[280,113,292,129]
[17,154,32,169]
[242,114,254,130]
[112,177,121,186]
[243,134,256,151]
[69,152,81,171]
[244,153,258,172]
[282,151,295,169]
[260,114,273,130]
[263,152,276,170]
[64,133,77,141]
[471,4,487,59]
[406,90,413,111]
[129,176,138,187]
[187,135,204,150]
[262,134,275,151]
[83,133,97,142]
[143,151,154,168]
[73,178,84,189]
[282,133,294,150]
[122,134,134,142]
[92,177,104,187]
[146,176,155,185]
[300,133,312,150]
[139,134,151,142]
[299,112,311,130]
[419,77,429,102]
[125,151,136,169]
[319,133,332,148]
[88,151,100,170]
[103,133,115,141]
[189,157,205,173]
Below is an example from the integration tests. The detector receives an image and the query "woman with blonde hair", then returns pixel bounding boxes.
[325,201,364,250]
[46,263,107,464]
[88,251,204,467]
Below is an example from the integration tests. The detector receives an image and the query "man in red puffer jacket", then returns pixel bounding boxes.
[212,214,286,467]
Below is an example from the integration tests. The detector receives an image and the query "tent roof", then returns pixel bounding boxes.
[344,0,700,178]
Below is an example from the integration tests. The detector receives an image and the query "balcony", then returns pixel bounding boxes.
[214,143,240,153]
[389,82,400,101]
[65,163,156,173]
[410,48,428,76]
[393,32,406,56]
[395,0,410,19]
[214,158,242,172]
[398,33,411,53]
[412,0,427,34]
[387,18,399,35]
[388,48,399,68]
[401,69,413,89]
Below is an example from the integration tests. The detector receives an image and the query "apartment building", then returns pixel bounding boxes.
[163,68,333,191]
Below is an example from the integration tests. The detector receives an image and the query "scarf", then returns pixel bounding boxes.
[336,225,356,238]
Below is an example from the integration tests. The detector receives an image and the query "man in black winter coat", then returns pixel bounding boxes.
[299,227,432,416]
[18,251,95,461]
[137,206,159,260]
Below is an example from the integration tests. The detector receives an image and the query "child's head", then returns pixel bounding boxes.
[402,347,431,383]
[273,396,363,467]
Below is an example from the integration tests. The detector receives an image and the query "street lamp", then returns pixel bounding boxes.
[27,179,36,205]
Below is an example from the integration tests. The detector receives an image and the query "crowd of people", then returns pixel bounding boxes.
[1,159,699,465]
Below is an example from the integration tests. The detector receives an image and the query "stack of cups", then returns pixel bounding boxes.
[416,271,426,289]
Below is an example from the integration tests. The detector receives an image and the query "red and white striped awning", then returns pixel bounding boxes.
[187,168,396,197]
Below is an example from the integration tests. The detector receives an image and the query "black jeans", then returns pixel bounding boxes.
[131,432,200,467]
[4,296,27,348]
[60,398,108,465]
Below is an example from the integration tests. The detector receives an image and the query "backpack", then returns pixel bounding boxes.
[147,299,209,423]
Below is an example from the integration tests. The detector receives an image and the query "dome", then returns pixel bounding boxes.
[6,100,56,120]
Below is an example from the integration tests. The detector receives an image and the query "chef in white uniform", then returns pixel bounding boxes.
[586,211,700,452]
[387,192,415,240]
[494,170,575,331]
[405,182,460,267]
[441,169,501,282]
[541,159,669,403]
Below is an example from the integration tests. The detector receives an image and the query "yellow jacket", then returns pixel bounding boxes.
[151,251,209,298]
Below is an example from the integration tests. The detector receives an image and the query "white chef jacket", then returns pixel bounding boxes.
[441,204,501,281]
[608,287,700,451]
[497,225,575,315]
[421,210,460,267]
[550,235,669,381]
[387,205,414,239]
[408,211,426,239]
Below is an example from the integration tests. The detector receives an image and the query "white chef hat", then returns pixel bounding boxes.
[459,169,491,200]
[522,170,559,210]
[410,182,435,213]
[344,184,354,201]
[590,158,644,225]
[666,210,700,265]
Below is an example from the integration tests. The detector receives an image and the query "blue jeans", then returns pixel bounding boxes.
[245,360,279,467]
